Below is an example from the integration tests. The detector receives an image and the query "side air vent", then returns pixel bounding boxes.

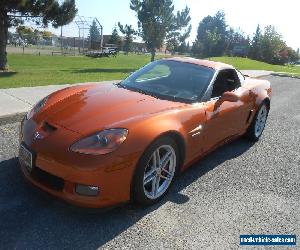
[246,110,254,123]
[42,121,57,133]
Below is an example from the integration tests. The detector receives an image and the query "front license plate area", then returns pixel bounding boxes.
[19,144,33,172]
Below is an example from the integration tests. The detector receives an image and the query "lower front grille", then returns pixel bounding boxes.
[31,167,64,191]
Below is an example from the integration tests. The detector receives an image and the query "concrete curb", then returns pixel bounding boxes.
[241,70,274,79]
[0,112,26,126]
[253,74,274,79]
[271,73,300,79]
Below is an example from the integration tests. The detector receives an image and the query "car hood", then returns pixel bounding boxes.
[35,83,185,135]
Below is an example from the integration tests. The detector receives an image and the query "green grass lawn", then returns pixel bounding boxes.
[1,54,299,89]
[0,53,163,88]
[210,57,300,76]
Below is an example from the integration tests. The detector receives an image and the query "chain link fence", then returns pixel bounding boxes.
[7,16,103,56]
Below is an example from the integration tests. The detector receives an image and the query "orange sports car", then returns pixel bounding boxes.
[19,57,271,208]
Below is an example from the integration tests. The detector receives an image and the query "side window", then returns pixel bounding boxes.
[211,69,241,98]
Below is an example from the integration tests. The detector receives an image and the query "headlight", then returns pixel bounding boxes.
[70,129,128,155]
[26,96,48,120]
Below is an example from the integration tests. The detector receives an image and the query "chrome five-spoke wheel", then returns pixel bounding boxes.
[132,137,179,205]
[254,104,268,138]
[143,145,176,200]
[246,102,269,141]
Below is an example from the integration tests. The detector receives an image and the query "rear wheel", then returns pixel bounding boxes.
[246,102,269,141]
[132,137,179,206]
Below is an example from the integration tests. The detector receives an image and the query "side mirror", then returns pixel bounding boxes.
[219,91,239,103]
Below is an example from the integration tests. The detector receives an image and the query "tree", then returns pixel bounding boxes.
[211,11,227,55]
[7,31,13,44]
[130,0,191,61]
[177,42,186,54]
[88,20,100,50]
[248,25,296,65]
[177,41,190,55]
[193,11,227,58]
[260,25,286,64]
[249,25,262,60]
[109,26,122,48]
[0,0,77,70]
[166,35,178,55]
[166,22,191,55]
[89,20,100,42]
[16,26,33,37]
[186,41,190,53]
[16,25,35,44]
[38,30,53,46]
[41,30,53,40]
[166,6,191,55]
[279,47,299,64]
[225,28,249,57]
[191,40,203,58]
[118,22,136,54]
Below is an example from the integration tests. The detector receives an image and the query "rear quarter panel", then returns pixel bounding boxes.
[243,77,272,108]
[241,78,272,129]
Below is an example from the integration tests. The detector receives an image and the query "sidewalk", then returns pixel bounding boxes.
[0,70,273,125]
[241,70,273,78]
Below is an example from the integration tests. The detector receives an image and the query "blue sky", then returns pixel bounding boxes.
[60,0,299,49]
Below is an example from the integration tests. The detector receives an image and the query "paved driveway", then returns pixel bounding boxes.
[0,76,299,249]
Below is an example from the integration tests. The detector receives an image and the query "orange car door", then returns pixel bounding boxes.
[228,87,254,133]
[202,88,253,152]
[200,67,254,152]
[201,98,235,151]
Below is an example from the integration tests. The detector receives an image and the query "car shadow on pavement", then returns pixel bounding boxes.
[0,138,254,249]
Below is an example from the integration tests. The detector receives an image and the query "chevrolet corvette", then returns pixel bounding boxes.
[19,57,271,208]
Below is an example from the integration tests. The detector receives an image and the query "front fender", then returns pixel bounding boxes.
[122,105,206,169]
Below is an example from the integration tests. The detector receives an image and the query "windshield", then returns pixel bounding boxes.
[120,60,215,103]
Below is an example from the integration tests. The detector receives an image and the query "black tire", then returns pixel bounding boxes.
[131,136,179,206]
[246,102,269,141]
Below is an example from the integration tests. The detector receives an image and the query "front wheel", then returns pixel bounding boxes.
[132,137,179,206]
[246,102,269,141]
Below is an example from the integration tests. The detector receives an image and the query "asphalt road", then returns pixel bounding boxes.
[0,76,299,250]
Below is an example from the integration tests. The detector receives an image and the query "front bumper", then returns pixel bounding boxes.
[20,163,116,208]
[19,118,140,208]
[19,144,138,208]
